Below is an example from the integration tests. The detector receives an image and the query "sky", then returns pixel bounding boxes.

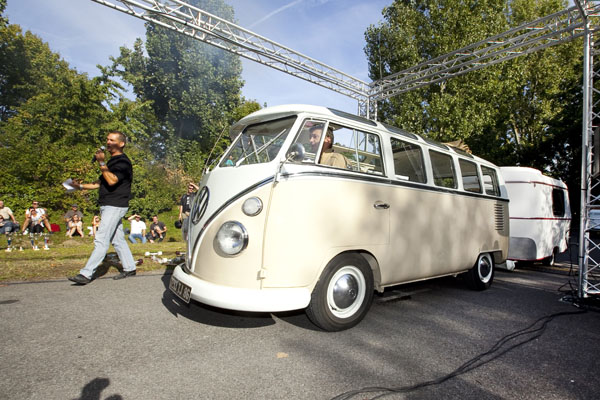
[5,0,392,114]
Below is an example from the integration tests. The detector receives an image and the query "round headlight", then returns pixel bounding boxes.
[216,221,248,255]
[242,197,263,216]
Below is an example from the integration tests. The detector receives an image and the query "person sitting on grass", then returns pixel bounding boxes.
[127,214,147,244]
[147,215,167,243]
[66,214,84,237]
[90,215,100,237]
[21,207,49,250]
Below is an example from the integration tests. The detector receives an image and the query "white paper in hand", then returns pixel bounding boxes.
[62,178,77,193]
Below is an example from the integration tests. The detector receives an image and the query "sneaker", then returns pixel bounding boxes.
[68,274,91,285]
[33,246,39,251]
[5,248,11,252]
[113,270,136,280]
[19,247,23,251]
[43,245,49,250]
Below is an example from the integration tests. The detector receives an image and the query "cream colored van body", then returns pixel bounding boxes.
[171,105,509,330]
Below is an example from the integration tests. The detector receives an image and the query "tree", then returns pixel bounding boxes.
[0,19,182,217]
[109,0,245,177]
[364,0,581,179]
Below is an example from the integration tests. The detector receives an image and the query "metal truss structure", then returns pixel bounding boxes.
[370,5,589,101]
[90,0,371,113]
[92,0,600,298]
[577,1,600,298]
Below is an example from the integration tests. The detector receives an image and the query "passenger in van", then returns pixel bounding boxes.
[309,125,348,169]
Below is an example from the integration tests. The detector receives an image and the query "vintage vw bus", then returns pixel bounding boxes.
[169,105,509,331]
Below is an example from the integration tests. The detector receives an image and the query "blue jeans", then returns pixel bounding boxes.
[80,206,136,279]
[129,233,146,244]
[0,221,18,234]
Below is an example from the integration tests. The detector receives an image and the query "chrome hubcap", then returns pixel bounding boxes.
[327,265,366,318]
[333,274,359,309]
[478,256,492,283]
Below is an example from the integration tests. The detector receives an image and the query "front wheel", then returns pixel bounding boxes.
[306,254,374,331]
[465,253,494,291]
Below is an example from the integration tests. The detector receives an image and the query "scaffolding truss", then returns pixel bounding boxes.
[90,0,371,112]
[578,1,600,297]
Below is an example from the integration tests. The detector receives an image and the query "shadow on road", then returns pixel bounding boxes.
[72,377,122,400]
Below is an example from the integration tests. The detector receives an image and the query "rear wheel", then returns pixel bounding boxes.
[542,248,557,266]
[465,253,494,291]
[306,254,374,331]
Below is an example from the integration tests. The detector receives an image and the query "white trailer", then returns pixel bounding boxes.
[500,166,571,268]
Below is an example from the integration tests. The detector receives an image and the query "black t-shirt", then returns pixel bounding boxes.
[180,193,194,214]
[98,153,133,207]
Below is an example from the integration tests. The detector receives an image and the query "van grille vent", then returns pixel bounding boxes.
[494,202,505,232]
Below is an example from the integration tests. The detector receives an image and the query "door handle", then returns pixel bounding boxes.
[373,202,390,210]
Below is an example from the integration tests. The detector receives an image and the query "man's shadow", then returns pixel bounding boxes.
[72,377,122,400]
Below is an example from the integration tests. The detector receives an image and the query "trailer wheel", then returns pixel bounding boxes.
[542,248,557,266]
[465,253,494,291]
[306,254,374,331]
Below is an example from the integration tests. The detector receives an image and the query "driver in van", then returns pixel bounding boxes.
[308,125,348,169]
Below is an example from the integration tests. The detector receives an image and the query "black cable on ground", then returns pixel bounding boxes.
[331,309,586,400]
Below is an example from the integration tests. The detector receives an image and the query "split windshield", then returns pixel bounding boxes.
[221,116,297,167]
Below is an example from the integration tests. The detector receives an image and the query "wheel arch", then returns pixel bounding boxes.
[322,249,382,292]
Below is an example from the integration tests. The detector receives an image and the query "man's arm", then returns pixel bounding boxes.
[73,181,100,190]
[9,210,16,224]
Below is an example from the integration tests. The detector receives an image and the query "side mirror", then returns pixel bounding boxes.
[286,143,305,162]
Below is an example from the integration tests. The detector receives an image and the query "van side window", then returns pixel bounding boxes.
[552,189,566,217]
[391,138,426,183]
[459,159,481,193]
[329,126,384,175]
[481,166,500,196]
[430,150,456,188]
[295,119,327,163]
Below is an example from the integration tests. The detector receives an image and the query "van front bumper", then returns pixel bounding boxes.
[171,265,311,312]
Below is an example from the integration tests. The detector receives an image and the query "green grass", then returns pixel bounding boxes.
[1,206,187,282]
[0,233,186,282]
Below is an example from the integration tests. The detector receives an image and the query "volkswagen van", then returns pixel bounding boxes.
[169,105,509,331]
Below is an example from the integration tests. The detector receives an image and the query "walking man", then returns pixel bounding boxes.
[68,131,137,284]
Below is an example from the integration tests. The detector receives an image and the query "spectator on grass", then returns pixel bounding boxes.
[127,214,147,244]
[90,215,100,237]
[22,200,52,232]
[178,182,198,222]
[0,200,19,234]
[147,215,167,243]
[66,214,84,237]
[63,204,83,230]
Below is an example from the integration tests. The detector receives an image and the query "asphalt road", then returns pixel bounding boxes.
[1,267,599,400]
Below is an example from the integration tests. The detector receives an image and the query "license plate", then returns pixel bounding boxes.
[169,275,191,303]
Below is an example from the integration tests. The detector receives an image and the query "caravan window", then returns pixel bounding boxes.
[391,138,426,183]
[552,189,566,217]
[430,150,457,188]
[459,159,481,193]
[481,166,500,196]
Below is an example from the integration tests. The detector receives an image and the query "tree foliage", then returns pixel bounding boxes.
[0,22,181,218]
[0,2,259,220]
[109,0,245,177]
[365,0,581,184]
